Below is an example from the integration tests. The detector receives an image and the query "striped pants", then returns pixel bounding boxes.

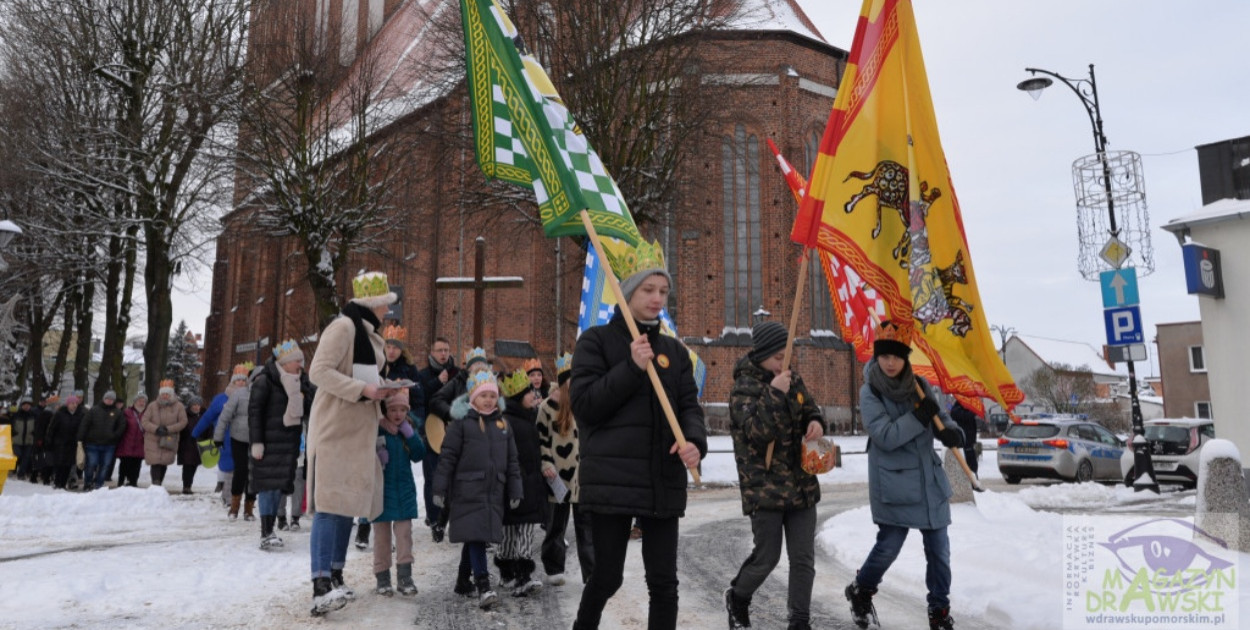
[498,523,538,560]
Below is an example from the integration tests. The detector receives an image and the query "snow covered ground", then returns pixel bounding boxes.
[0,439,1242,629]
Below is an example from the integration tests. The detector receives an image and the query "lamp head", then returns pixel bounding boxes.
[1016,76,1053,101]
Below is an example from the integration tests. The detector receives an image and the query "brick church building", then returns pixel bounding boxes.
[204,0,866,429]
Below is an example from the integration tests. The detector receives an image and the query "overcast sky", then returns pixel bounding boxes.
[172,1,1247,377]
[792,0,1250,376]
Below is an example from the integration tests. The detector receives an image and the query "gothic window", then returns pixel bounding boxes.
[340,0,359,66]
[368,0,384,39]
[804,130,835,333]
[315,0,330,55]
[722,125,761,330]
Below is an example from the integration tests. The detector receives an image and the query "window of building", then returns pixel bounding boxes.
[722,125,761,330]
[803,130,835,334]
[1188,345,1205,372]
[1195,401,1212,419]
[340,0,359,66]
[368,0,384,39]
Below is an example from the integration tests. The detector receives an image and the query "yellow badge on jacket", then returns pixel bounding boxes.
[797,392,805,404]
[496,420,507,431]
[656,354,670,368]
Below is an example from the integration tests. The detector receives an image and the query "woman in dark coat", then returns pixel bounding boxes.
[47,396,86,490]
[431,372,522,609]
[177,397,204,494]
[249,341,315,550]
[495,371,548,596]
[569,250,707,630]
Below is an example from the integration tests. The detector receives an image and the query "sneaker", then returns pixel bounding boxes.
[276,515,288,531]
[260,532,284,551]
[331,569,356,601]
[845,581,879,629]
[289,517,302,532]
[511,578,542,597]
[928,606,955,630]
[478,589,498,609]
[310,577,348,616]
[546,573,567,586]
[724,587,751,628]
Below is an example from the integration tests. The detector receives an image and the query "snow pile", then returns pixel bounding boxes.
[1014,481,1142,510]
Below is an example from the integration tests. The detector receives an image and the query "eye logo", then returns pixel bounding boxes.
[1100,518,1233,594]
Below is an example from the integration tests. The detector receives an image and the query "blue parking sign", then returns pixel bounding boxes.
[1103,306,1143,346]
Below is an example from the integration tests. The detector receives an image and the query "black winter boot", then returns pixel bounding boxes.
[396,563,417,596]
[724,586,751,628]
[928,606,955,630]
[260,515,283,550]
[787,621,812,630]
[276,514,288,530]
[454,558,475,596]
[330,568,356,601]
[845,581,879,629]
[494,556,517,589]
[475,573,498,609]
[355,522,370,550]
[310,576,347,616]
[511,558,541,597]
[374,570,394,596]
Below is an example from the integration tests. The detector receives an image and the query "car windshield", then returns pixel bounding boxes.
[1145,425,1190,447]
[1005,424,1060,439]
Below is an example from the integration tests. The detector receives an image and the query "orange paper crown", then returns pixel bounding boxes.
[159,379,175,390]
[522,358,542,374]
[380,324,407,342]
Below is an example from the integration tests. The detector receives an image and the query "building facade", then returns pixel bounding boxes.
[1154,321,1211,419]
[203,1,866,426]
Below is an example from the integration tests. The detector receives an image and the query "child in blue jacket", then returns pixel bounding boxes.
[371,390,426,596]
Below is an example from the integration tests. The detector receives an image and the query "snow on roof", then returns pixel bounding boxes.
[91,346,146,366]
[1013,334,1125,378]
[1161,197,1250,234]
[723,0,827,43]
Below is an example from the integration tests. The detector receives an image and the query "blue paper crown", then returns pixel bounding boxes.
[555,352,573,376]
[273,339,301,361]
[468,370,497,396]
[465,347,488,366]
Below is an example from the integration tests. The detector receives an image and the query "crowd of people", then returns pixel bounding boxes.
[3,256,973,630]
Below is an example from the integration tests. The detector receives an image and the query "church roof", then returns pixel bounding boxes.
[721,0,827,44]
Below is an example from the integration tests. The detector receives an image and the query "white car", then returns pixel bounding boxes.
[1119,418,1216,489]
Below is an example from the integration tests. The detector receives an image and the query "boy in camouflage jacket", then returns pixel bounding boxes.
[725,321,827,630]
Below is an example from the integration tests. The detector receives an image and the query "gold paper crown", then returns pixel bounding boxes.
[555,352,573,376]
[273,339,301,361]
[380,324,407,342]
[875,320,910,344]
[352,271,391,300]
[500,369,530,398]
[605,239,666,279]
[232,362,254,380]
[468,370,497,397]
[522,358,542,374]
[159,379,175,390]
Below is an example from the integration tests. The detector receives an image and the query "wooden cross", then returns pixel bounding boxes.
[434,236,524,348]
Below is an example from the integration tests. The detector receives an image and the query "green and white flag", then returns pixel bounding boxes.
[461,0,642,244]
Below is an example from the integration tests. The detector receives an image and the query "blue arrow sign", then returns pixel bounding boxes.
[1104,306,1144,346]
[1100,268,1139,308]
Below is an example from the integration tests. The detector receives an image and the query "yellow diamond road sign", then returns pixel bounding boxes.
[1099,236,1132,269]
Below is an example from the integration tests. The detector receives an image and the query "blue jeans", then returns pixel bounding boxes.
[83,444,116,490]
[460,541,488,577]
[258,489,282,517]
[309,512,353,578]
[855,524,951,610]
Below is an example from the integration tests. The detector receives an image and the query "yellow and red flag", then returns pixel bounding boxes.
[790,0,1022,414]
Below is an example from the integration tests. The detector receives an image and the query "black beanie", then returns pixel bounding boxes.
[749,321,788,364]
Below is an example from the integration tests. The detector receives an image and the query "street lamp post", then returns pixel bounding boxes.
[1018,65,1159,493]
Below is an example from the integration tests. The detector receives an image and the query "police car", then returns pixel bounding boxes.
[997,416,1126,484]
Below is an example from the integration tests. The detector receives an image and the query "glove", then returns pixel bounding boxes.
[398,421,414,439]
[155,426,169,437]
[509,499,520,510]
[914,398,940,427]
[937,427,963,449]
[432,495,445,509]
[213,440,224,449]
[377,446,389,466]
[251,443,265,460]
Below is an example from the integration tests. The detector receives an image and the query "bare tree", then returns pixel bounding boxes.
[233,2,418,327]
[1021,362,1104,418]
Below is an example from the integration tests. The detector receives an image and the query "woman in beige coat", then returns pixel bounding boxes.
[306,271,395,617]
[141,380,188,489]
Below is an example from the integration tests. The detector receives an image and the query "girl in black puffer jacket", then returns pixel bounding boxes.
[495,370,548,597]
[249,342,315,550]
[569,258,707,630]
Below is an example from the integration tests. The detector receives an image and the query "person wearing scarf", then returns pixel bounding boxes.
[416,337,459,532]
[305,271,394,617]
[844,320,963,630]
[249,340,316,551]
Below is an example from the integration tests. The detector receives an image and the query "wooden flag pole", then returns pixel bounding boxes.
[865,309,984,492]
[578,210,701,485]
[765,248,811,470]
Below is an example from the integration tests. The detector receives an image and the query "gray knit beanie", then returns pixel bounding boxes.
[619,268,673,305]
[749,321,788,364]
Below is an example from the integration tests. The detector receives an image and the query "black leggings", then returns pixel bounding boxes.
[181,461,199,489]
[575,514,679,630]
[230,438,255,499]
[117,457,142,486]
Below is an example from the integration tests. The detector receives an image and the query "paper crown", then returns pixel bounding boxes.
[352,271,390,299]
[231,362,254,380]
[499,369,529,398]
[875,319,909,343]
[555,352,573,376]
[873,319,912,358]
[380,324,407,342]
[464,347,488,367]
[468,370,498,398]
[273,339,302,362]
[605,239,666,279]
[159,379,175,391]
[522,358,543,375]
